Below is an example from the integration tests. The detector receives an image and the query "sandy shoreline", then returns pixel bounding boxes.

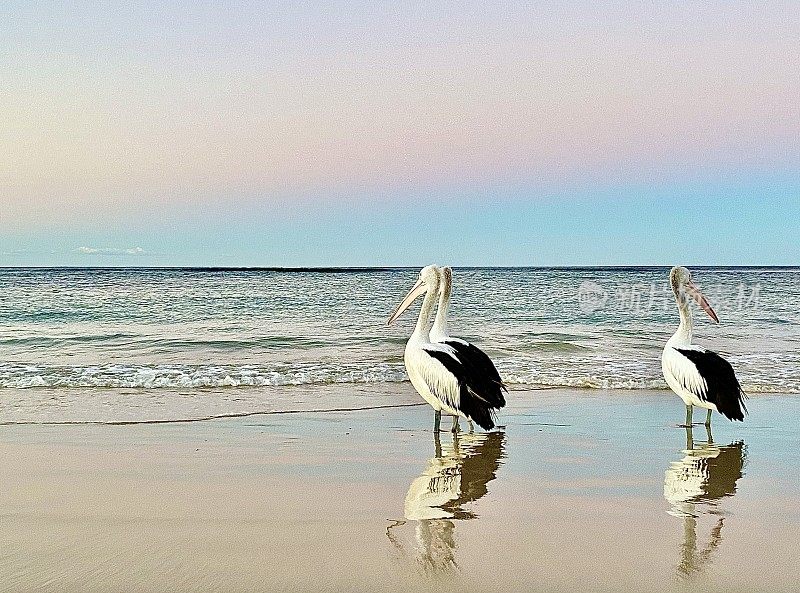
[3,388,800,592]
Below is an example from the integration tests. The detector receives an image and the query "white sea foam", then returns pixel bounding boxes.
[0,362,409,389]
[0,361,796,393]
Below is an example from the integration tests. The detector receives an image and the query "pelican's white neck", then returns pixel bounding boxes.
[412,280,439,340]
[669,287,693,346]
[431,272,451,340]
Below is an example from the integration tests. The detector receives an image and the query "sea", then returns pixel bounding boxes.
[1,267,798,423]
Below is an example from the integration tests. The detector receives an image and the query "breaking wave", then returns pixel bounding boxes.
[1,361,796,393]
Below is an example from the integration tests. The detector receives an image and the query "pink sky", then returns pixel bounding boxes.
[3,2,799,229]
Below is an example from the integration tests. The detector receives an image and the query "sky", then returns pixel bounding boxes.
[1,1,799,266]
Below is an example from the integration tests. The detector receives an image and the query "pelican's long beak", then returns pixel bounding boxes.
[387,279,426,325]
[686,281,719,323]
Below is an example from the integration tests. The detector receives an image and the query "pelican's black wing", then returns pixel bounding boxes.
[442,339,506,409]
[424,347,498,430]
[674,348,747,421]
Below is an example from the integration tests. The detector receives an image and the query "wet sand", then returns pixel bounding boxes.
[3,388,800,592]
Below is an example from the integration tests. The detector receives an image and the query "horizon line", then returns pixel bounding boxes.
[2,265,798,272]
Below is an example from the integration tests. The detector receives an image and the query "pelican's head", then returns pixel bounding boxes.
[670,266,719,323]
[387,265,441,325]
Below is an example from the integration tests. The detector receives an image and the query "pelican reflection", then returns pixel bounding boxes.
[388,430,505,575]
[664,427,747,580]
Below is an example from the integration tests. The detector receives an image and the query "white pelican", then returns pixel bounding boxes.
[387,265,503,432]
[662,267,747,427]
[430,266,507,431]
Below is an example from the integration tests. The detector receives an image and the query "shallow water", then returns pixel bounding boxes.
[1,267,798,422]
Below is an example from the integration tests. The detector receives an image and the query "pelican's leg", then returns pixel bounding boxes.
[451,416,460,433]
[705,423,713,445]
[684,404,693,428]
[434,410,441,433]
[433,430,442,458]
[468,419,474,433]
[705,409,712,428]
[685,425,694,450]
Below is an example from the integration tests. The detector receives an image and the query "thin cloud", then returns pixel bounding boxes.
[75,246,147,256]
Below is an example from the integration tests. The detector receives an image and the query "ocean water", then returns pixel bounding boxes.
[1,267,798,422]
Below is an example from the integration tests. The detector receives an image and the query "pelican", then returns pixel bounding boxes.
[661,266,747,428]
[430,266,507,431]
[387,265,503,432]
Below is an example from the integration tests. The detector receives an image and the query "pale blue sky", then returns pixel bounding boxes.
[4,174,799,266]
[2,1,798,266]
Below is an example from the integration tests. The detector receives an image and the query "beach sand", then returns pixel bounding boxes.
[3,388,800,592]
